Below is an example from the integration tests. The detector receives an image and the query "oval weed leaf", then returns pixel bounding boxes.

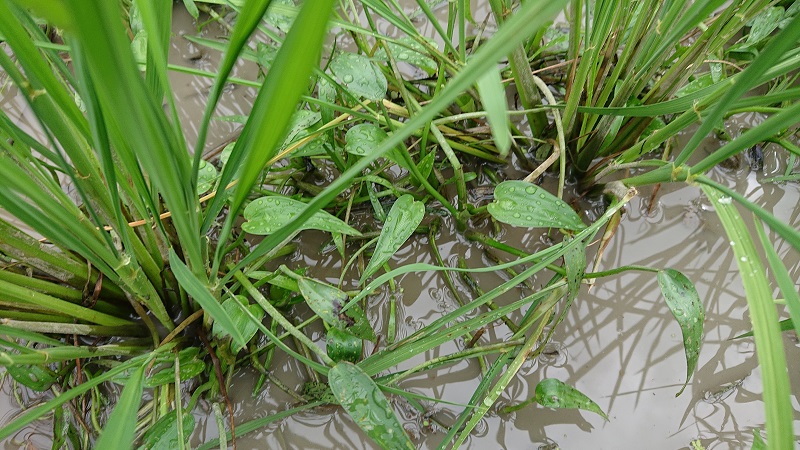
[361,194,424,283]
[196,159,218,194]
[330,53,388,101]
[145,348,205,388]
[298,278,376,342]
[374,36,437,74]
[243,196,361,236]
[535,378,608,420]
[327,326,363,363]
[658,269,704,396]
[345,123,388,157]
[488,181,585,231]
[345,123,409,170]
[328,362,415,450]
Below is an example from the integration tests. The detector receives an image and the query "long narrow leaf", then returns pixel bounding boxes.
[169,249,247,349]
[700,185,792,448]
[94,365,145,450]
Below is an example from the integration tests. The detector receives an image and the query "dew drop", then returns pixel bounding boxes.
[343,74,354,83]
[397,52,410,60]
[513,212,521,218]
[525,186,536,194]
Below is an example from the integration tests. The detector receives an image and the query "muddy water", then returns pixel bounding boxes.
[3,5,800,450]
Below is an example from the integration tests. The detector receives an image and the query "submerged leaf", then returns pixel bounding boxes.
[330,53,388,101]
[534,378,608,420]
[564,237,587,301]
[298,278,376,342]
[328,362,414,450]
[658,269,704,396]
[361,195,424,283]
[5,364,57,391]
[488,181,585,230]
[243,196,361,236]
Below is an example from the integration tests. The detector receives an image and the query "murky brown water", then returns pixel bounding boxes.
[2,4,800,450]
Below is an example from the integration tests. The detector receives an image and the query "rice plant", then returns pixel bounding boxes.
[0,0,798,448]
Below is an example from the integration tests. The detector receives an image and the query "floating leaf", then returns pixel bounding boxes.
[328,362,414,450]
[242,196,361,236]
[476,65,511,156]
[196,159,218,194]
[298,278,376,342]
[658,268,704,396]
[138,409,195,450]
[330,53,388,101]
[374,37,437,74]
[535,378,608,420]
[488,181,585,230]
[211,295,264,353]
[327,326,363,363]
[361,195,424,283]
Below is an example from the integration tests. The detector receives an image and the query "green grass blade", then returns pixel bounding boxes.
[169,249,247,349]
[700,184,792,449]
[192,0,273,178]
[93,365,145,450]
[673,13,800,166]
[223,0,570,282]
[0,350,161,441]
[208,0,337,270]
[475,66,511,156]
[755,220,800,337]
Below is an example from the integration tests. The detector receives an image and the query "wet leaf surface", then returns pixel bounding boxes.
[328,362,414,450]
[327,326,363,363]
[196,159,218,194]
[564,237,587,301]
[658,268,705,396]
[361,194,424,283]
[138,409,195,450]
[298,278,376,341]
[211,295,264,353]
[243,196,361,236]
[534,378,608,420]
[330,52,388,101]
[488,180,586,231]
[145,347,205,387]
[5,364,57,391]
